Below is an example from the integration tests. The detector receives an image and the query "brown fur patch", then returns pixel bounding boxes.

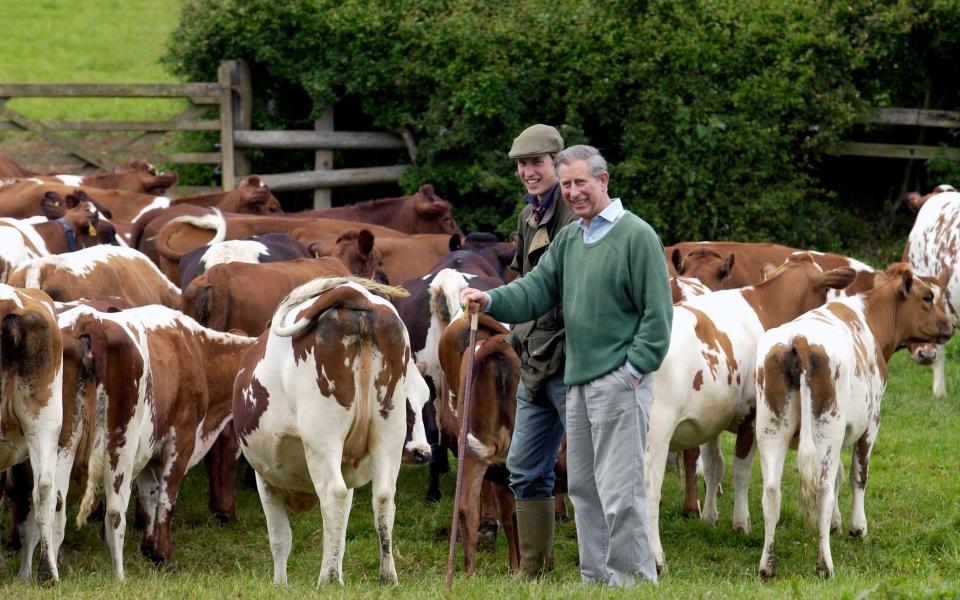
[685,306,739,383]
[692,370,704,391]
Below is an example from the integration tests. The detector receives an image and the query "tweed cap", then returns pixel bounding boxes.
[508,124,564,159]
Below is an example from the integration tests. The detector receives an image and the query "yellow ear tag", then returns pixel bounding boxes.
[88,223,97,236]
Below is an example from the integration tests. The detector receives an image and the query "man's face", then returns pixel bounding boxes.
[559,159,609,223]
[516,154,558,199]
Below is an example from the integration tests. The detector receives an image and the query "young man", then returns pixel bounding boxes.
[505,124,576,578]
[462,145,673,585]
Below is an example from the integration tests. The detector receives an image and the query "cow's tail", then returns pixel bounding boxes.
[342,312,373,467]
[75,318,109,528]
[793,335,821,528]
[194,282,228,331]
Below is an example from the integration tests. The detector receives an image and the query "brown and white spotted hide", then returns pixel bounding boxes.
[437,313,521,575]
[232,278,430,585]
[755,264,953,579]
[65,305,254,579]
[0,285,63,583]
[645,252,857,573]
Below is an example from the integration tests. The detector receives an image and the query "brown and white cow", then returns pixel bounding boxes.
[64,305,254,578]
[438,312,521,575]
[645,253,856,573]
[755,264,953,578]
[182,257,351,336]
[902,184,960,397]
[7,245,181,310]
[0,285,63,583]
[178,232,311,287]
[31,161,178,196]
[0,193,118,282]
[233,277,431,585]
[302,184,462,235]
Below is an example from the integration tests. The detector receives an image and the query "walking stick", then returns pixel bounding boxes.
[445,301,480,593]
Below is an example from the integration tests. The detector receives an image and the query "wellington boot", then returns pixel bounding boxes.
[516,497,555,579]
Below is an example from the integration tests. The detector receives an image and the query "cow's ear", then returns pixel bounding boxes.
[418,183,439,200]
[817,267,856,290]
[307,241,331,257]
[671,249,683,273]
[760,263,776,281]
[238,175,262,188]
[938,266,953,290]
[898,270,914,298]
[719,254,735,279]
[64,192,81,209]
[448,234,462,251]
[357,229,375,255]
[904,192,925,212]
[40,192,66,219]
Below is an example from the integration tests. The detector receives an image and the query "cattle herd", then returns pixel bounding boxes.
[0,156,956,586]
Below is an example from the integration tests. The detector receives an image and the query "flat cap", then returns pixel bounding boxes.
[508,124,564,159]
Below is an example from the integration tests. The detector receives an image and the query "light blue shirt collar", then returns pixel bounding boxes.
[578,198,624,243]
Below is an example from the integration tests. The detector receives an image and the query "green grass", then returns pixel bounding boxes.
[2,341,959,598]
[0,0,185,121]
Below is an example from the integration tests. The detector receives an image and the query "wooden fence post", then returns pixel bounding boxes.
[313,108,334,209]
[218,61,237,190]
[233,60,252,178]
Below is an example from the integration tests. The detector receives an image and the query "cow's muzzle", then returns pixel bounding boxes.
[403,444,432,465]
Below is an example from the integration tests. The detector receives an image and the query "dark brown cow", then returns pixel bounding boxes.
[302,184,462,235]
[67,305,255,578]
[0,285,62,583]
[438,313,521,575]
[7,246,181,310]
[182,257,351,336]
[0,192,118,282]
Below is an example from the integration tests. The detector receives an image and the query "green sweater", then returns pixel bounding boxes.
[488,212,673,386]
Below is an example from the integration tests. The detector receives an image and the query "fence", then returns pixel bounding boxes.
[0,60,412,208]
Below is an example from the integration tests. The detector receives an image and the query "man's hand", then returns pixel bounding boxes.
[459,288,489,313]
[630,374,640,386]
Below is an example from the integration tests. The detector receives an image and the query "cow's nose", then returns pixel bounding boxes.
[915,348,938,364]
[412,447,431,465]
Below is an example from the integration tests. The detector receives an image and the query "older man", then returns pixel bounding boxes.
[461,145,672,585]
[505,124,577,578]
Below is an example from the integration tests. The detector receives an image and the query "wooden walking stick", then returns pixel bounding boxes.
[445,301,480,593]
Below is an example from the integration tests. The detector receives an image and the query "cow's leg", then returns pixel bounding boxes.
[731,419,757,533]
[371,447,398,583]
[848,430,876,539]
[554,494,568,522]
[303,445,350,585]
[932,344,946,397]
[7,462,31,552]
[699,436,725,526]
[254,473,292,585]
[831,462,844,533]
[681,447,701,518]
[16,505,39,582]
[135,466,162,558]
[147,441,194,570]
[478,480,499,552]
[21,417,61,584]
[757,429,789,580]
[205,423,239,524]
[102,463,135,580]
[643,412,677,574]
[50,445,78,575]
[802,417,844,580]
[457,455,487,576]
[492,483,519,571]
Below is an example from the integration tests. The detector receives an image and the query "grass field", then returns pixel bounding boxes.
[1,344,958,598]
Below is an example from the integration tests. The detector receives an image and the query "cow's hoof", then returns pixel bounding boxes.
[478,519,498,552]
[682,507,701,519]
[759,566,775,581]
[849,527,865,539]
[732,524,750,534]
[425,490,442,505]
[213,510,235,525]
[378,571,398,584]
[815,559,833,579]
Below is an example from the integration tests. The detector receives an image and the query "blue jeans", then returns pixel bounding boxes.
[507,371,567,499]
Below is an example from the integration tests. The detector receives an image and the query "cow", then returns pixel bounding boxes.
[666,241,876,296]
[644,252,856,573]
[152,211,455,285]
[0,155,36,177]
[453,232,516,282]
[902,184,960,397]
[233,277,431,585]
[437,312,521,575]
[63,305,255,578]
[7,246,182,310]
[302,184,462,235]
[32,160,178,196]
[0,285,63,583]
[182,258,351,336]
[177,232,312,287]
[755,264,953,579]
[0,192,119,282]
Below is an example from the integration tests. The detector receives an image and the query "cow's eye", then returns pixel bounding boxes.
[923,293,934,305]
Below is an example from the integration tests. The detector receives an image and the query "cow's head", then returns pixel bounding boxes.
[751,252,857,323]
[223,176,283,214]
[672,247,742,290]
[413,184,463,235]
[113,160,178,195]
[878,264,955,351]
[311,229,387,283]
[402,360,432,465]
[41,191,119,248]
[904,183,956,212]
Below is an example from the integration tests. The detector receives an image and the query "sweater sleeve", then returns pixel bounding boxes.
[626,224,673,374]
[487,233,564,324]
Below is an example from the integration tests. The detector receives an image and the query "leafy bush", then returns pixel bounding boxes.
[165,0,960,257]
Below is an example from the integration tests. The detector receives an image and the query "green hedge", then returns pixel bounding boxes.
[165,0,960,259]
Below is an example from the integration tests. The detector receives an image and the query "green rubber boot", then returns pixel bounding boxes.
[516,497,555,578]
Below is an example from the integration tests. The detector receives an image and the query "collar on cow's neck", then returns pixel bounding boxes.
[56,218,78,252]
